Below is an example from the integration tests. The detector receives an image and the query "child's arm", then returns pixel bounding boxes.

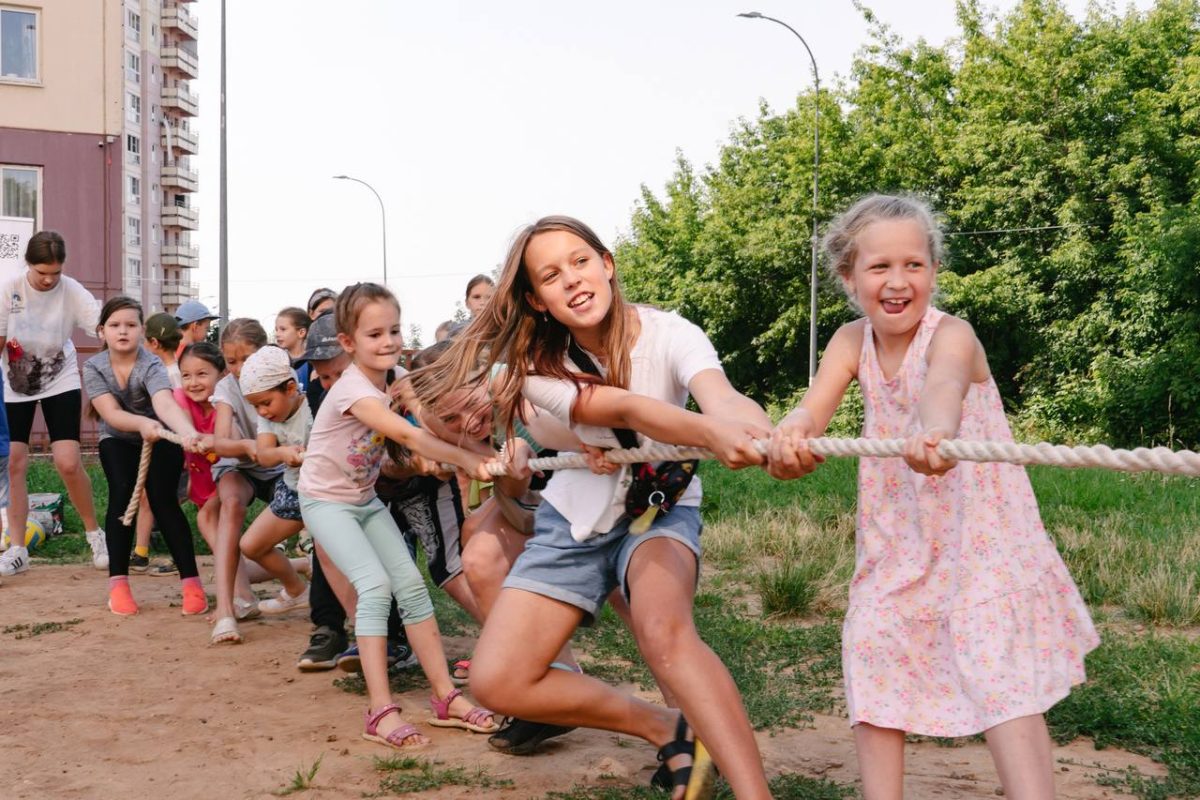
[91,394,164,440]
[213,402,257,461]
[905,317,982,476]
[348,396,492,480]
[149,389,203,449]
[254,432,304,469]
[518,400,584,452]
[768,322,861,480]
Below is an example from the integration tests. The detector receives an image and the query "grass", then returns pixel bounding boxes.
[2,618,83,639]
[545,771,856,800]
[370,755,513,795]
[273,755,323,796]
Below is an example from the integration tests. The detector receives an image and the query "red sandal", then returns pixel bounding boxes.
[363,704,426,750]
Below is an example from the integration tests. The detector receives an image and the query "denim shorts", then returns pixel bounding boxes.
[502,501,702,626]
[269,479,302,522]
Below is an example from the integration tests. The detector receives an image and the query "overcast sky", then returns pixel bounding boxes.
[189,0,1153,342]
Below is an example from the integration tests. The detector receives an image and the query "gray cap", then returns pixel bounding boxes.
[299,311,343,363]
[174,299,216,326]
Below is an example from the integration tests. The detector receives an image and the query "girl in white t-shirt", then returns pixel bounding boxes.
[416,216,773,800]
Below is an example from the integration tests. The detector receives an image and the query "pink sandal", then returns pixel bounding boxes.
[363,704,426,750]
[429,688,499,734]
[451,658,470,687]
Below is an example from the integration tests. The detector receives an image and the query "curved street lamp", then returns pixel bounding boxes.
[738,11,821,386]
[333,174,388,287]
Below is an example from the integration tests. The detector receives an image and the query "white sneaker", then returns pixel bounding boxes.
[259,584,310,615]
[0,545,29,576]
[85,529,109,570]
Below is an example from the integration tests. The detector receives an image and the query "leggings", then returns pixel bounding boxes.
[310,532,408,640]
[99,437,199,579]
[301,495,433,637]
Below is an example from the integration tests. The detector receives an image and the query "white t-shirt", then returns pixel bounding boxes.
[257,400,313,489]
[522,306,723,540]
[0,273,101,401]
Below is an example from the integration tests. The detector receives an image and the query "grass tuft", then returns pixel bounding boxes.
[273,754,322,796]
[371,755,513,794]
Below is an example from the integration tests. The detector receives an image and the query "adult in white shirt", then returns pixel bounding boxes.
[0,231,107,576]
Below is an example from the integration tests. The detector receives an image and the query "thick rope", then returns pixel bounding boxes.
[120,429,188,525]
[485,437,1200,478]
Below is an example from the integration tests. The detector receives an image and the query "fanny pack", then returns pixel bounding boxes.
[566,340,697,534]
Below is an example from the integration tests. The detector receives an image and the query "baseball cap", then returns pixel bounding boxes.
[144,312,182,347]
[299,311,344,363]
[175,299,216,326]
[239,345,296,395]
[307,288,337,315]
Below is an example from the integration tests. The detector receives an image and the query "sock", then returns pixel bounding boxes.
[181,576,202,592]
[134,545,149,558]
[109,575,129,590]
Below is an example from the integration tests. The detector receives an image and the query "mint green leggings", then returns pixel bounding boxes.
[300,495,434,636]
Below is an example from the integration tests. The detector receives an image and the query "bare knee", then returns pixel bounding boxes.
[462,537,507,590]
[53,453,84,480]
[634,612,698,672]
[8,448,28,475]
[468,654,518,713]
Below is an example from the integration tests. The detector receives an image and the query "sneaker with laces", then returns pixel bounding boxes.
[129,552,150,573]
[298,626,347,671]
[85,529,109,570]
[259,584,310,615]
[0,545,29,576]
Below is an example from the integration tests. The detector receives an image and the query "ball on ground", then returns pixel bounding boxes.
[1,519,45,551]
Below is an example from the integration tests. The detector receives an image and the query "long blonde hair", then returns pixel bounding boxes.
[412,215,633,438]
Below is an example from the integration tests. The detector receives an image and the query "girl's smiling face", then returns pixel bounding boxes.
[221,340,259,379]
[339,300,403,373]
[523,230,615,333]
[433,383,491,442]
[180,353,222,405]
[844,217,936,340]
[101,308,143,355]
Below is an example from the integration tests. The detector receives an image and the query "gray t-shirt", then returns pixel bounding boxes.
[213,373,284,481]
[82,347,173,443]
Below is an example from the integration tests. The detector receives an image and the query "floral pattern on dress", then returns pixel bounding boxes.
[843,306,1099,737]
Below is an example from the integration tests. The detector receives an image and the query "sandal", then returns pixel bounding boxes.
[428,688,499,734]
[652,714,717,799]
[488,717,575,755]
[451,658,470,686]
[210,616,242,645]
[363,703,426,750]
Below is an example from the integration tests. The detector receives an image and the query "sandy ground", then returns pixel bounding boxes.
[0,561,1166,800]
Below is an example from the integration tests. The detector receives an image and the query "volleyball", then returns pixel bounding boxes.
[1,519,46,551]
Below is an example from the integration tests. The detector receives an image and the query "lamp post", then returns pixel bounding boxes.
[738,11,821,386]
[333,175,388,287]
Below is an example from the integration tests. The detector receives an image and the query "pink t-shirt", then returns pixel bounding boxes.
[297,362,387,505]
[173,388,217,506]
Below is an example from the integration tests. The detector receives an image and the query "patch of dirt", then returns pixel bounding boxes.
[0,563,1167,799]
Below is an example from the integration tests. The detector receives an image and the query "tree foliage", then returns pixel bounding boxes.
[616,0,1200,446]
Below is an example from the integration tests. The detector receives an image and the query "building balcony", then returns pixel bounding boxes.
[161,7,198,40]
[162,85,198,117]
[161,45,199,79]
[161,245,199,269]
[162,124,198,155]
[162,205,198,230]
[161,280,199,308]
[161,165,198,193]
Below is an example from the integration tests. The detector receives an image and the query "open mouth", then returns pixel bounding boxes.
[568,292,594,310]
[881,298,910,314]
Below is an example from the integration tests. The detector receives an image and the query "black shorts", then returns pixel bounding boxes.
[388,477,464,588]
[6,389,83,445]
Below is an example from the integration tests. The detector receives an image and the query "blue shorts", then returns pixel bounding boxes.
[269,479,302,522]
[503,501,702,626]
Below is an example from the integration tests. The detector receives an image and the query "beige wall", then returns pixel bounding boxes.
[0,0,123,136]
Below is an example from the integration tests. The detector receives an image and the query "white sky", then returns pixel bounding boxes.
[190,0,1153,342]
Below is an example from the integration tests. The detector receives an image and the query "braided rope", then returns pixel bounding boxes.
[120,429,188,525]
[483,437,1200,477]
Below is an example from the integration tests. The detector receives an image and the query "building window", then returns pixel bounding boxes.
[128,175,140,205]
[126,50,139,83]
[127,92,140,124]
[126,257,142,288]
[126,10,140,41]
[1,164,39,227]
[126,134,140,166]
[0,7,37,82]
[126,216,141,247]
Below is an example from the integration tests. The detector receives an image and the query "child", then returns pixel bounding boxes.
[237,345,311,615]
[297,282,498,749]
[175,343,223,564]
[464,274,495,319]
[768,194,1099,800]
[174,299,216,356]
[210,318,287,644]
[132,312,186,574]
[416,216,772,799]
[81,296,208,616]
[274,306,312,391]
[0,230,107,576]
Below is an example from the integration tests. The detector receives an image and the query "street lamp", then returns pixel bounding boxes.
[738,11,821,386]
[333,175,388,287]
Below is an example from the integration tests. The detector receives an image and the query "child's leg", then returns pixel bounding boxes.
[315,542,357,618]
[623,535,770,800]
[135,495,153,556]
[143,441,199,579]
[49,439,99,533]
[393,485,482,623]
[984,714,1055,800]
[854,723,905,800]
[97,438,140,576]
[214,471,254,620]
[240,510,306,595]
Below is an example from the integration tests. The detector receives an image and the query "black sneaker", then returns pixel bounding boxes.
[129,553,150,573]
[487,718,576,755]
[297,625,347,671]
[147,560,178,577]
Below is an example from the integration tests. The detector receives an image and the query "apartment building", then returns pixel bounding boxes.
[0,0,199,313]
